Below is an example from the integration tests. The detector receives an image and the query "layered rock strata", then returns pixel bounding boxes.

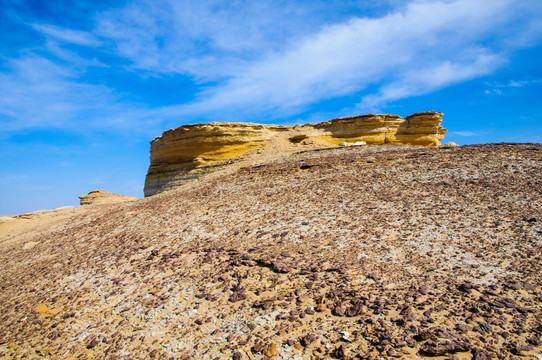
[78,190,138,206]
[144,111,446,196]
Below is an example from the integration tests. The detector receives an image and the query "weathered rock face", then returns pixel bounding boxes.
[144,111,446,196]
[78,190,138,205]
[312,111,447,145]
[144,123,291,197]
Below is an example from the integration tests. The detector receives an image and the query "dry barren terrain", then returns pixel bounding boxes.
[0,143,541,359]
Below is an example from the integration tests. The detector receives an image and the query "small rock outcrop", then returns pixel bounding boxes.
[144,111,446,196]
[0,216,16,224]
[78,190,138,206]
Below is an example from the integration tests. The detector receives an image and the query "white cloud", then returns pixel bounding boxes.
[508,79,542,87]
[140,0,539,117]
[0,54,163,136]
[451,131,482,137]
[93,0,318,79]
[32,24,101,47]
[0,55,106,131]
[484,78,542,96]
[359,51,503,110]
[485,89,503,96]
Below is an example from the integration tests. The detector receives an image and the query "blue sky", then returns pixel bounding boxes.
[1,0,542,214]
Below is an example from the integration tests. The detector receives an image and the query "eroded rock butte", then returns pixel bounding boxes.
[78,190,138,205]
[144,111,446,196]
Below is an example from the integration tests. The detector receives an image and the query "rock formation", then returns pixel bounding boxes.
[0,216,16,224]
[144,111,446,196]
[78,190,138,205]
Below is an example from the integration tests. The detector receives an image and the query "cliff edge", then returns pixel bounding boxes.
[144,111,446,196]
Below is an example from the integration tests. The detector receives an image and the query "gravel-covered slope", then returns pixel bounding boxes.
[0,143,541,359]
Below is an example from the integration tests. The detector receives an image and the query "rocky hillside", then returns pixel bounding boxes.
[144,111,446,196]
[0,143,541,360]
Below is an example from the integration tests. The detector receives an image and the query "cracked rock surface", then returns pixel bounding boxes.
[0,143,541,359]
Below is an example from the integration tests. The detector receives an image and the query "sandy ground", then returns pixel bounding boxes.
[0,143,541,360]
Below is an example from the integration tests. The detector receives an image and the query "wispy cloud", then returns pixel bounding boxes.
[359,52,503,111]
[451,131,482,137]
[506,79,542,87]
[485,78,542,95]
[147,0,541,116]
[32,24,101,47]
[506,130,542,143]
[0,55,115,131]
[93,0,321,79]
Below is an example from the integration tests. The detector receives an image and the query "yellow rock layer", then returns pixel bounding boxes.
[144,111,446,196]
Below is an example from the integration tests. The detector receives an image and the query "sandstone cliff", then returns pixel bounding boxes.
[78,190,138,205]
[144,111,446,196]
